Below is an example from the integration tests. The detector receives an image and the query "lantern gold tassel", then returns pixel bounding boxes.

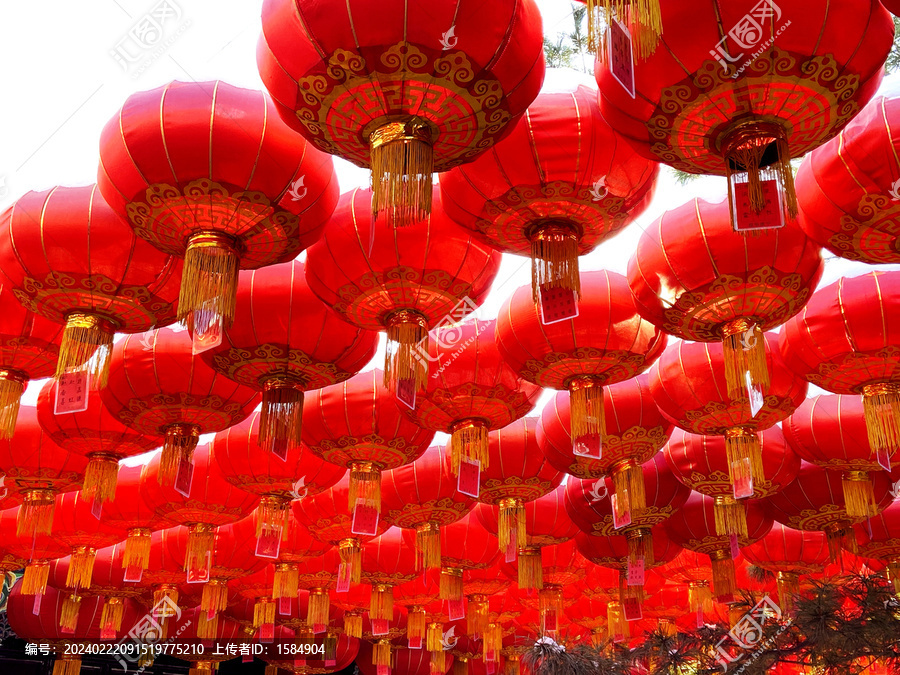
[688,581,712,616]
[84,453,120,504]
[588,0,663,60]
[201,579,228,614]
[467,595,488,636]
[408,607,426,644]
[713,496,749,537]
[66,546,97,591]
[56,312,115,387]
[776,571,800,614]
[339,538,362,584]
[254,598,276,629]
[862,383,900,461]
[625,527,655,567]
[273,564,299,600]
[60,593,82,632]
[369,117,434,228]
[449,419,489,474]
[349,461,381,513]
[426,622,444,653]
[498,498,526,555]
[518,546,543,591]
[53,654,83,675]
[153,586,179,611]
[373,639,392,667]
[452,658,467,675]
[259,378,305,456]
[18,488,56,537]
[430,650,446,673]
[824,523,857,562]
[196,612,219,640]
[344,611,363,638]
[102,597,125,634]
[886,560,900,596]
[178,230,240,329]
[264,667,279,675]
[528,221,581,306]
[710,550,737,600]
[440,567,464,601]
[307,588,330,626]
[658,619,676,637]
[569,377,605,451]
[725,427,765,486]
[607,601,628,641]
[722,319,769,402]
[159,422,201,486]
[385,310,429,395]
[416,522,441,570]
[23,561,50,596]
[619,571,645,604]
[842,471,878,518]
[186,523,216,577]
[0,369,27,439]
[256,495,292,538]
[612,460,646,514]
[189,662,216,675]
[504,654,521,675]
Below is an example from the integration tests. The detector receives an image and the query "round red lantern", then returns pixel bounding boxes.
[441,86,657,308]
[575,524,682,573]
[0,506,69,598]
[271,515,334,606]
[0,184,183,387]
[855,502,900,596]
[257,0,546,227]
[361,528,419,625]
[101,327,259,484]
[98,80,338,341]
[438,511,500,604]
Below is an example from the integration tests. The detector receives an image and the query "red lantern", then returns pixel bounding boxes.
[37,380,162,504]
[0,406,86,538]
[441,86,657,310]
[438,512,500,605]
[0,184,182,388]
[0,286,61,437]
[496,269,665,510]
[650,335,807,494]
[271,515,334,606]
[664,492,772,601]
[855,502,900,595]
[779,271,900,466]
[629,196,822,401]
[204,260,377,455]
[257,0,545,227]
[306,187,500,395]
[406,318,542,474]
[358,644,447,675]
[302,369,434,516]
[361,528,419,626]
[101,327,259,484]
[0,506,69,598]
[98,80,338,342]
[596,0,892,230]
[664,426,799,536]
[650,550,718,625]
[575,525,682,573]
[381,445,475,570]
[393,573,440,649]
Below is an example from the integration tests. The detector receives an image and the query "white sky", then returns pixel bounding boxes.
[1,0,898,459]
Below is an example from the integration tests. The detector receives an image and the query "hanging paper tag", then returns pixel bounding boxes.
[543,609,559,633]
[174,456,194,498]
[448,598,465,621]
[351,499,380,536]
[732,179,785,232]
[326,659,337,668]
[409,635,423,650]
[272,440,289,462]
[186,551,211,584]
[612,490,632,530]
[745,371,765,417]
[539,285,579,325]
[256,524,283,559]
[259,622,275,643]
[336,564,351,593]
[313,623,325,634]
[396,377,417,411]
[32,592,42,615]
[622,596,643,621]
[124,564,144,584]
[613,630,625,643]
[191,312,223,355]
[377,666,390,675]
[486,660,497,675]
[730,534,740,560]
[279,595,292,615]
[372,618,389,636]
[607,18,636,98]
[574,434,602,460]
[732,457,754,499]
[54,371,89,414]
[207,604,217,622]
[457,457,481,498]
[626,558,645,587]
[91,498,103,520]
[504,526,518,563]
[696,603,704,629]
[877,447,893,472]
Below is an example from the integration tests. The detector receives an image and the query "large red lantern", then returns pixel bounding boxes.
[302,369,434,517]
[780,271,900,466]
[441,86,657,309]
[271,515,334,607]
[575,524,682,574]
[496,270,665,511]
[596,0,892,230]
[855,502,900,595]
[101,327,259,484]
[257,0,546,227]
[381,445,475,570]
[406,318,542,474]
[98,80,338,342]
[361,528,419,625]
[306,187,500,395]
[629,196,822,401]
[204,260,377,455]
[438,512,500,604]
[664,426,799,536]
[0,184,182,388]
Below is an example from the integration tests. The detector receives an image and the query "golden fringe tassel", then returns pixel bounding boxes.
[56,313,115,387]
[625,528,655,567]
[349,462,381,513]
[688,582,713,616]
[153,586,180,611]
[728,603,746,627]
[196,611,219,640]
[273,563,299,600]
[449,419,489,474]
[452,658,467,675]
[254,598,276,629]
[710,551,737,600]
[259,378,305,456]
[201,580,228,614]
[569,377,605,450]
[416,523,441,570]
[714,496,749,537]
[613,460,646,514]
[723,122,797,226]
[325,633,338,662]
[60,593,82,632]
[518,547,543,591]
[373,639,392,667]
[427,622,444,652]
[408,607,426,643]
[385,310,429,394]
[607,601,628,640]
[776,571,800,614]
[498,499,526,554]
[102,597,125,634]
[440,567,464,601]
[159,423,200,487]
[483,622,503,658]
[264,666,279,675]
[178,230,240,328]
[83,454,120,504]
[339,538,362,584]
[344,611,363,638]
[842,471,878,518]
[467,595,488,636]
[52,654,82,675]
[256,495,291,538]
[658,619,676,637]
[369,118,434,228]
[824,524,857,562]
[430,650,447,673]
[528,221,581,305]
[18,488,56,538]
[186,523,216,576]
[539,586,563,625]
[722,320,769,402]
[587,0,663,60]
[862,383,900,460]
[887,560,900,596]
[0,370,26,439]
[23,561,50,596]
[66,546,97,591]
[307,588,330,626]
[725,427,765,486]
[619,572,645,604]
[504,654,521,675]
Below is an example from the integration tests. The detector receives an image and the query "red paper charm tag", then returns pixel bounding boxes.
[626,558,645,587]
[351,499,380,536]
[457,457,480,498]
[55,371,89,414]
[732,179,785,232]
[608,18,635,98]
[371,618,389,636]
[174,456,194,498]
[256,524,283,559]
[448,599,465,621]
[191,312,223,355]
[732,457,754,499]
[612,490,632,530]
[622,596,643,621]
[539,285,579,324]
